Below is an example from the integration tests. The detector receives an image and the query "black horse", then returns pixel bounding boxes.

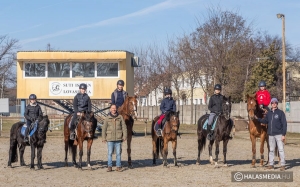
[196,96,233,166]
[8,115,50,169]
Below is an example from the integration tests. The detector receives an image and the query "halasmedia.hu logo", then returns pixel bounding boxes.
[231,171,293,182]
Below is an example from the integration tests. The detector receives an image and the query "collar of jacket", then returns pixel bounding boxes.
[107,113,121,119]
[30,102,37,106]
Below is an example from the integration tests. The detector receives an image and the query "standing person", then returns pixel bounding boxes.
[111,80,128,109]
[24,94,43,142]
[155,87,176,136]
[255,80,271,112]
[207,84,223,140]
[102,104,127,172]
[256,98,287,171]
[70,83,92,140]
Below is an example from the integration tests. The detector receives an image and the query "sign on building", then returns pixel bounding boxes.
[0,98,9,113]
[49,81,93,96]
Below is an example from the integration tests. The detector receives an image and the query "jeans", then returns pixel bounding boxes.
[269,135,285,166]
[107,141,122,167]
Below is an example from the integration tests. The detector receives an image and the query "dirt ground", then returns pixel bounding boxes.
[0,122,300,187]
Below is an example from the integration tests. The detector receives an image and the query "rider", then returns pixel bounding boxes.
[111,80,128,108]
[255,80,271,112]
[70,83,92,140]
[156,87,176,136]
[24,94,43,143]
[207,84,223,140]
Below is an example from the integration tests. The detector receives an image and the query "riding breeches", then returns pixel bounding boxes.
[208,113,216,126]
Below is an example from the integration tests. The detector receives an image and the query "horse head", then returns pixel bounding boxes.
[37,115,50,136]
[125,95,138,120]
[165,111,180,133]
[246,94,257,120]
[222,96,232,120]
[79,111,94,138]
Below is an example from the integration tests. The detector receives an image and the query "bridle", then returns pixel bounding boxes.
[124,100,138,118]
[37,118,49,137]
[247,99,257,115]
[168,114,179,133]
[222,101,231,120]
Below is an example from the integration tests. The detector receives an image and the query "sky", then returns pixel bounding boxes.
[1,0,300,52]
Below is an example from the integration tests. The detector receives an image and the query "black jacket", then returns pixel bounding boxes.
[257,108,287,136]
[160,97,176,114]
[24,103,43,121]
[111,89,128,108]
[73,93,91,113]
[208,94,223,114]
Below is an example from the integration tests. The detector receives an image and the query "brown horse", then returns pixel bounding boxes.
[246,94,269,167]
[64,111,96,170]
[117,95,138,167]
[152,111,180,166]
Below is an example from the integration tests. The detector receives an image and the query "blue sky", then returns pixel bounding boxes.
[1,0,300,51]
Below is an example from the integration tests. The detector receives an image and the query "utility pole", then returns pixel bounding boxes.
[277,13,286,112]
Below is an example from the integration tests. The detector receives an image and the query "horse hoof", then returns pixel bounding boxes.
[223,164,228,167]
[8,165,12,168]
[38,166,44,170]
[30,167,35,170]
[250,165,256,168]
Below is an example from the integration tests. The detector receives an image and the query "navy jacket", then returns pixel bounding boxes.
[24,104,43,121]
[73,93,91,113]
[208,94,223,114]
[111,89,127,108]
[160,97,176,114]
[257,108,287,136]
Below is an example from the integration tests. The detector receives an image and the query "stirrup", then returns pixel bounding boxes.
[157,129,162,136]
[70,133,76,140]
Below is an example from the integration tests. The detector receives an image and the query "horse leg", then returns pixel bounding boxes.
[78,139,83,170]
[72,140,78,167]
[250,135,256,167]
[209,140,215,165]
[265,135,270,166]
[215,140,220,166]
[152,137,157,165]
[172,140,177,166]
[259,134,266,167]
[223,139,229,166]
[127,126,133,167]
[30,145,35,169]
[64,140,68,167]
[87,139,93,169]
[37,145,44,169]
[163,138,168,167]
[196,139,201,165]
[19,144,26,166]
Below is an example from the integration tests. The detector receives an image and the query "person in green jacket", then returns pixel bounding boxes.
[102,104,127,172]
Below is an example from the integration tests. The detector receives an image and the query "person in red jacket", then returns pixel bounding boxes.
[255,80,271,112]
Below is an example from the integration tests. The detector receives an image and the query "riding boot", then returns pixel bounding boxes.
[207,124,214,140]
[70,124,76,140]
[24,127,29,142]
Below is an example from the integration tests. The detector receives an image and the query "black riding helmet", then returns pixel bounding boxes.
[29,94,37,100]
[258,81,266,87]
[79,83,87,90]
[117,80,125,86]
[214,84,222,90]
[163,87,172,95]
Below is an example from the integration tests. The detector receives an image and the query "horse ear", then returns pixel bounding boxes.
[134,95,138,99]
[90,111,94,117]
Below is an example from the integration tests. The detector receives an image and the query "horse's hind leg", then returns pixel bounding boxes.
[152,138,158,165]
[64,140,68,167]
[127,126,133,167]
[87,139,93,169]
[196,139,201,165]
[223,139,229,166]
[215,140,220,165]
[259,134,266,167]
[78,139,83,170]
[19,144,26,166]
[209,140,215,165]
[37,145,44,169]
[172,140,177,166]
[162,139,168,167]
[250,135,256,167]
[30,145,36,169]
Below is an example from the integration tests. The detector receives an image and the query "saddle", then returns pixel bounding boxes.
[202,114,219,131]
[68,115,81,129]
[21,122,38,137]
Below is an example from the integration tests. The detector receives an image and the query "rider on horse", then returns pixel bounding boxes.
[24,94,43,143]
[70,83,92,140]
[111,80,128,109]
[207,84,223,140]
[156,87,176,137]
[255,80,271,113]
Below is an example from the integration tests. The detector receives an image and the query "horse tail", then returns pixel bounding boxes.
[197,115,207,153]
[158,138,164,158]
[9,122,23,163]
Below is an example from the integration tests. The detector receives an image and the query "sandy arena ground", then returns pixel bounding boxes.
[0,123,299,187]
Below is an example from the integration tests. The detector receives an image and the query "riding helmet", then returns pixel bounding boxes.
[29,94,37,100]
[163,87,172,95]
[117,80,125,86]
[258,80,266,87]
[79,83,87,90]
[214,84,222,90]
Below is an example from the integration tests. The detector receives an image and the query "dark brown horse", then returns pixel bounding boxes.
[64,111,96,170]
[246,94,269,167]
[196,96,233,166]
[152,111,180,166]
[117,95,138,167]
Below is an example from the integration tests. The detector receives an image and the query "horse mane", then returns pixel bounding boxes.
[165,111,179,121]
[84,111,94,122]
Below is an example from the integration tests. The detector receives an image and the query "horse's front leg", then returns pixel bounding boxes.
[87,138,93,169]
[152,137,158,165]
[37,145,44,169]
[78,139,83,170]
[127,125,133,167]
[209,140,215,165]
[215,140,220,165]
[223,139,229,166]
[260,133,266,166]
[250,135,256,167]
[172,139,177,166]
[64,139,68,167]
[30,144,36,169]
[163,138,168,167]
[19,144,26,166]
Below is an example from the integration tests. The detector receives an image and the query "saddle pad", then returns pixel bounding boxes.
[203,116,219,131]
[21,122,38,137]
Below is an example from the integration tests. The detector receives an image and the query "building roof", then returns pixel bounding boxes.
[18,50,134,54]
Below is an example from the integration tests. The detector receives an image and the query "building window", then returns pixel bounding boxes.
[200,99,203,104]
[48,62,70,77]
[97,62,118,77]
[24,63,46,77]
[72,62,95,78]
